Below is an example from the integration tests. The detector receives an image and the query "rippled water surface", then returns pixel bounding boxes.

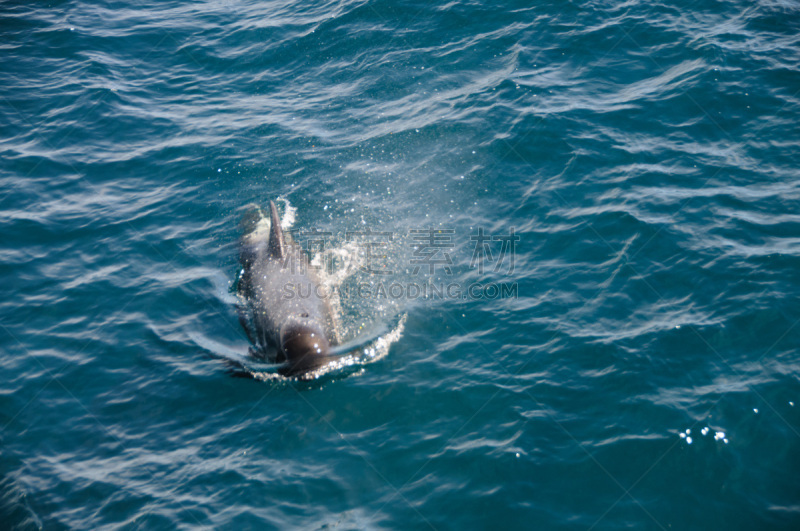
[2,0,800,528]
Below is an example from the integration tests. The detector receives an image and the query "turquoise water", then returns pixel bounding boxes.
[2,0,800,528]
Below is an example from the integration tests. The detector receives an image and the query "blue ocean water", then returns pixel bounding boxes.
[2,0,800,528]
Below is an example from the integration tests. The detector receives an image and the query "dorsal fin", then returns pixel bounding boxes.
[267,200,285,259]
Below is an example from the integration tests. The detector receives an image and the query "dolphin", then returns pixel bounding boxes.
[237,201,339,377]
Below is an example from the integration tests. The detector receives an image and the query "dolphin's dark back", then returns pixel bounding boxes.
[266,201,285,260]
[237,201,338,376]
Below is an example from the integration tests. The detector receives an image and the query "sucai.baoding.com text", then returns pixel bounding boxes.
[281,281,519,301]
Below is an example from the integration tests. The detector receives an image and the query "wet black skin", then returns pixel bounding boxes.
[237,201,337,376]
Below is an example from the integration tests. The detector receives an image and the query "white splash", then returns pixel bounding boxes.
[277,195,296,231]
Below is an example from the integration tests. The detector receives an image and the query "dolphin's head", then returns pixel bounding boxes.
[279,320,331,376]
